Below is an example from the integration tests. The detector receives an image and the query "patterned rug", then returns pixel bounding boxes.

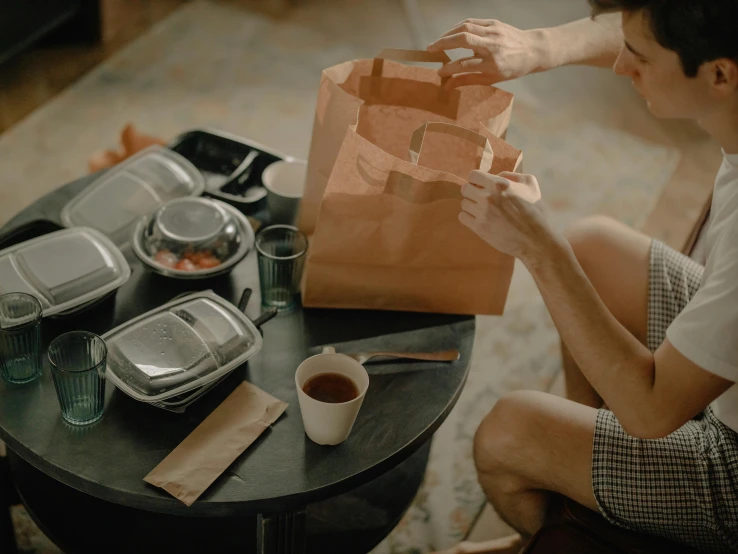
[0,1,680,552]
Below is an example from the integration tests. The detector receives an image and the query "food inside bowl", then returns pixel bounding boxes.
[153,249,222,271]
[132,197,254,279]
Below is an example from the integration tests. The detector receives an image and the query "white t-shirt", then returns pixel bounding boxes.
[667,152,738,433]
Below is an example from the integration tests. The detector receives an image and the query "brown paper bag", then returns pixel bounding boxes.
[301,122,522,315]
[298,48,516,235]
[144,381,288,506]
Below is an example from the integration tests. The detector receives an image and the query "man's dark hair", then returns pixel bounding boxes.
[589,0,738,77]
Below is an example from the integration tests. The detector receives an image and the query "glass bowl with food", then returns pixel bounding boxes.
[132,197,254,279]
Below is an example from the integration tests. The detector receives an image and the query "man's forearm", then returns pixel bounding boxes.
[524,237,656,432]
[534,13,622,71]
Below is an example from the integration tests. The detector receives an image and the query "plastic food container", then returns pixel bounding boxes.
[61,146,205,249]
[104,290,274,407]
[0,227,131,317]
[168,128,291,215]
[150,373,230,413]
[131,197,254,280]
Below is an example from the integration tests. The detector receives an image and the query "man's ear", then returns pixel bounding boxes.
[712,58,738,91]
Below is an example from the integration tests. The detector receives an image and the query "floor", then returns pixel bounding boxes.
[0,0,191,134]
[0,0,720,551]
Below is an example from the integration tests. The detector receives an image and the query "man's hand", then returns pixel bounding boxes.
[427,19,546,88]
[459,170,560,265]
[427,14,624,89]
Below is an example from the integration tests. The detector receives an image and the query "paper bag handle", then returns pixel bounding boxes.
[372,48,451,88]
[373,49,451,70]
[409,122,494,173]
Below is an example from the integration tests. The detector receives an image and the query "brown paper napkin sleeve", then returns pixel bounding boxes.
[144,381,288,506]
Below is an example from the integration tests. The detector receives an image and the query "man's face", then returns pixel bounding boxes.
[613,10,709,119]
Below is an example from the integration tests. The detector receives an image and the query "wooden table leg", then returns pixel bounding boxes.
[257,508,307,554]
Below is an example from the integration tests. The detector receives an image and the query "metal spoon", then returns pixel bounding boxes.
[322,346,460,365]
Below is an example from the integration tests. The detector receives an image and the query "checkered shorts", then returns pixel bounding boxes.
[592,240,738,554]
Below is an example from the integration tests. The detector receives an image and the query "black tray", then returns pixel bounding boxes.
[0,219,63,250]
[168,129,284,217]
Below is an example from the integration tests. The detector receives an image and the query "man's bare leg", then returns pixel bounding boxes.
[470,217,650,544]
[474,391,600,535]
[434,217,653,554]
[433,391,600,554]
[560,216,651,407]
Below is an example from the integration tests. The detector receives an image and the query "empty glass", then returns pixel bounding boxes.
[256,225,308,313]
[48,331,107,425]
[0,293,43,384]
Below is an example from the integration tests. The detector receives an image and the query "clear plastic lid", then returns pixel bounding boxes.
[0,227,131,316]
[103,291,262,402]
[131,197,254,280]
[150,374,230,413]
[60,146,206,249]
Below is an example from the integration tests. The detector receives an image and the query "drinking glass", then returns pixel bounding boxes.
[0,293,43,384]
[48,331,107,425]
[256,225,308,312]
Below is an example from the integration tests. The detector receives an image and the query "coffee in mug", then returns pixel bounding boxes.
[302,372,359,404]
[295,351,369,445]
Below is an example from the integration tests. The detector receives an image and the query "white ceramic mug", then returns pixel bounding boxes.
[295,349,369,446]
[262,160,307,226]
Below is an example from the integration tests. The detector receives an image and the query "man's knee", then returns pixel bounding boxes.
[564,215,621,270]
[474,391,542,478]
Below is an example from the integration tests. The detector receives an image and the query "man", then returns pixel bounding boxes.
[426,1,738,553]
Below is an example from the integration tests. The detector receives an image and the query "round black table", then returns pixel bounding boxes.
[0,173,475,554]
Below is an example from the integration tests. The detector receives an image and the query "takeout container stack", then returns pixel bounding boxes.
[0,227,131,318]
[103,290,271,413]
[0,136,280,322]
[0,130,292,413]
[64,144,264,281]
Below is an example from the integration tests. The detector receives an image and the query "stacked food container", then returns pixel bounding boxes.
[0,129,293,411]
[0,227,130,317]
[103,290,273,412]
